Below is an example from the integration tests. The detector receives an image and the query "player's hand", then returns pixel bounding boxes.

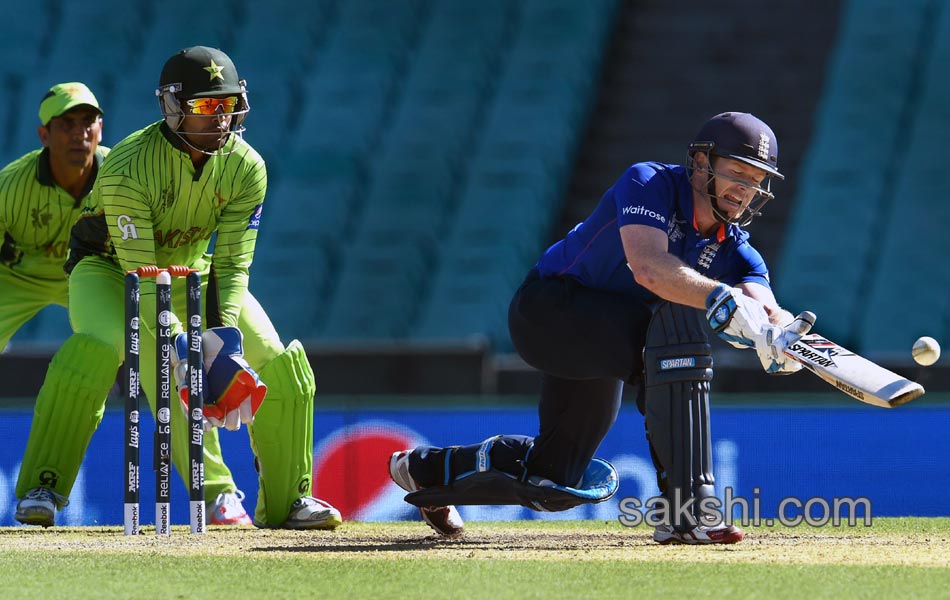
[754,311,816,375]
[201,327,267,431]
[705,284,771,349]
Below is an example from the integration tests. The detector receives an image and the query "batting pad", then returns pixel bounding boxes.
[247,340,316,527]
[406,436,618,511]
[16,334,118,500]
[643,302,715,531]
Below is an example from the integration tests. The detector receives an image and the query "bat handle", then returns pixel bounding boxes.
[783,311,816,346]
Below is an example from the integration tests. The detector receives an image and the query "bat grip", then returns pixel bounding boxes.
[783,311,816,345]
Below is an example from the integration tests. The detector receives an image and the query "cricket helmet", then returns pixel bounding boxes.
[688,112,782,226]
[156,46,249,134]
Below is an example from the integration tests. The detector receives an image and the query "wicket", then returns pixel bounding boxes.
[124,265,205,535]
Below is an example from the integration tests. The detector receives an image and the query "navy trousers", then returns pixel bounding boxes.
[410,270,654,489]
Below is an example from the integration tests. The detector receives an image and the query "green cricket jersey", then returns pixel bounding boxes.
[0,147,107,280]
[73,121,266,333]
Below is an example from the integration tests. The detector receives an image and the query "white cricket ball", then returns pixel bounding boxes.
[912,336,941,366]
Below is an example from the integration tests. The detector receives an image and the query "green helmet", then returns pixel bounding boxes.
[156,46,249,133]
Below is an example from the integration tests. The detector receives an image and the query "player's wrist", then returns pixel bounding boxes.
[705,283,732,310]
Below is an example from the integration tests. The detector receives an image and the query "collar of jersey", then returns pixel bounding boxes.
[692,213,727,243]
[36,146,105,199]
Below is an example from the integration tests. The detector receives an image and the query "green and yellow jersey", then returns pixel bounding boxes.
[0,147,108,280]
[73,121,266,334]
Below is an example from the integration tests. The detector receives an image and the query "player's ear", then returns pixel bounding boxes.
[37,125,50,147]
[97,118,103,144]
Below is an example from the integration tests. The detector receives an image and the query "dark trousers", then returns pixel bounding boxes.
[411,270,654,489]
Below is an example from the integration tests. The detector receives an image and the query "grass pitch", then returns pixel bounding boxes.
[2,519,949,599]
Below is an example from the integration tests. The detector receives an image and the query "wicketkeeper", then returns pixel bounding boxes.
[16,47,341,530]
[390,112,811,544]
[8,82,254,528]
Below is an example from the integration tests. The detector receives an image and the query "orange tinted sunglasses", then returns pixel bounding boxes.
[184,96,239,115]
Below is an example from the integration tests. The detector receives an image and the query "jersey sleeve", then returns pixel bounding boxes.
[728,240,771,288]
[208,155,266,327]
[614,164,675,232]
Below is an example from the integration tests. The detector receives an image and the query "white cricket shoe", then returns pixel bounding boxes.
[389,450,464,537]
[15,487,68,528]
[653,522,744,545]
[282,497,343,530]
[207,490,253,526]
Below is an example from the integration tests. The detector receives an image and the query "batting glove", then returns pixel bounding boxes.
[756,312,815,375]
[705,284,771,349]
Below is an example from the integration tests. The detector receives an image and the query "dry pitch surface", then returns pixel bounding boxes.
[3,519,949,567]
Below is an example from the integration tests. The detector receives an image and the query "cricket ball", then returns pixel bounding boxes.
[912,336,941,367]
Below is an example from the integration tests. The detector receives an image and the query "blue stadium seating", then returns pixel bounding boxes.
[857,1,950,356]
[776,0,934,347]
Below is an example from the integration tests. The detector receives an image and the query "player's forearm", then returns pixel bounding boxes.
[629,252,721,309]
[736,281,794,326]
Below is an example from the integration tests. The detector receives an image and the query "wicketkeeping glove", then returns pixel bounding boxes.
[201,327,267,431]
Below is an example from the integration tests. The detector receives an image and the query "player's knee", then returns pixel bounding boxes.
[256,340,315,402]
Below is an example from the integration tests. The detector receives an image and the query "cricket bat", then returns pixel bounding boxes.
[782,313,925,408]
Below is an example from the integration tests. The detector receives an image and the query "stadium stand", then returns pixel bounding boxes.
[857,0,950,357]
[776,0,936,349]
[403,0,621,349]
[14,0,939,363]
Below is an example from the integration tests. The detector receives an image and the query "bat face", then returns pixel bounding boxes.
[785,334,925,408]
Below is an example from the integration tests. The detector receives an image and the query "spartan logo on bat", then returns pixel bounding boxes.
[790,336,840,368]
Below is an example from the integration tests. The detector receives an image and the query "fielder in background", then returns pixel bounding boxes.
[16,47,341,530]
[390,112,811,544]
[8,83,253,528]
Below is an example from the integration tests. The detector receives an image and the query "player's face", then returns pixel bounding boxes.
[710,158,768,219]
[178,95,237,151]
[40,106,102,169]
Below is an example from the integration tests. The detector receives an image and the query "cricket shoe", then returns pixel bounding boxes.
[206,490,253,526]
[280,497,343,530]
[653,523,744,545]
[15,487,69,528]
[389,450,464,537]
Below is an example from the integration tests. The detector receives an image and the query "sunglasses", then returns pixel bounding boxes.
[184,96,239,115]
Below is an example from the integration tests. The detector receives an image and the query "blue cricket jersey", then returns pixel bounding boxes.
[535,162,770,303]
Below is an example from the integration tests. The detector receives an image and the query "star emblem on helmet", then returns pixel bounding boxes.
[203,59,225,81]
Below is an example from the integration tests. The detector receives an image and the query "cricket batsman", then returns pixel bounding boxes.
[389,112,812,544]
[16,47,341,529]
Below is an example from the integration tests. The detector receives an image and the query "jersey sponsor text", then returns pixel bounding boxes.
[621,205,667,224]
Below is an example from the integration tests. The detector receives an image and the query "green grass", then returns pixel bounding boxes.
[2,519,950,599]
